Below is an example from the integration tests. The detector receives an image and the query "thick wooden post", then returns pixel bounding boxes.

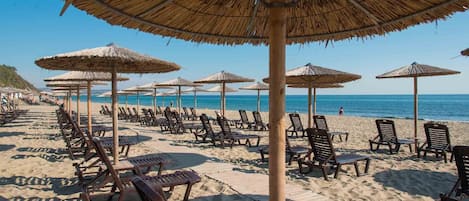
[313,87,317,117]
[268,5,286,201]
[257,89,261,112]
[414,77,418,150]
[112,67,119,164]
[76,86,80,127]
[222,82,226,116]
[153,88,157,114]
[307,87,312,128]
[87,81,92,136]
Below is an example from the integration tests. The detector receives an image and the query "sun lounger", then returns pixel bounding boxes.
[81,138,201,201]
[238,109,255,129]
[440,146,469,201]
[131,177,166,201]
[259,132,309,165]
[252,111,269,131]
[313,115,349,142]
[417,122,454,163]
[216,116,261,148]
[298,128,370,180]
[369,119,415,154]
[286,113,306,138]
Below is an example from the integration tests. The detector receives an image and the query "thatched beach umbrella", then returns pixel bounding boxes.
[123,85,152,115]
[264,63,361,128]
[140,82,173,114]
[183,86,208,111]
[377,62,460,149]
[288,83,344,127]
[461,48,469,56]
[35,43,180,164]
[116,90,136,108]
[44,71,128,134]
[195,71,253,115]
[240,82,269,112]
[155,77,199,113]
[59,1,469,199]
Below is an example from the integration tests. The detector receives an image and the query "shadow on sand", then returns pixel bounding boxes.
[162,152,221,170]
[374,169,457,199]
[0,144,15,152]
[0,176,80,196]
[0,132,25,138]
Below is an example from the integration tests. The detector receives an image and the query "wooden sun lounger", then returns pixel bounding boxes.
[217,116,261,148]
[313,115,349,142]
[298,128,370,180]
[369,119,415,154]
[81,138,201,201]
[286,113,306,138]
[259,132,309,165]
[440,146,469,201]
[417,122,454,163]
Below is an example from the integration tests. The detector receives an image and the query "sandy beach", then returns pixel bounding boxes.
[0,100,467,201]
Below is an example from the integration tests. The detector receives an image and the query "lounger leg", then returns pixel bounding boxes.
[354,162,360,177]
[338,135,343,142]
[450,152,454,163]
[322,166,330,181]
[256,137,260,147]
[334,164,341,179]
[443,151,448,163]
[345,133,349,142]
[408,144,412,153]
[183,184,194,201]
[260,150,266,162]
[388,144,393,154]
[364,159,370,174]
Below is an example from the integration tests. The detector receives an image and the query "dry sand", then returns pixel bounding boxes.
[0,100,467,200]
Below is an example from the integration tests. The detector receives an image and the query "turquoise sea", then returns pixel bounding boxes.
[83,94,469,122]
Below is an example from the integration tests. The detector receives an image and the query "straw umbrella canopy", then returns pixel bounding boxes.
[288,83,344,125]
[155,77,200,113]
[461,48,469,56]
[183,86,208,111]
[35,43,180,165]
[240,82,269,112]
[60,1,469,199]
[123,85,152,115]
[98,91,112,98]
[195,71,253,115]
[264,63,361,128]
[140,82,173,114]
[376,62,460,149]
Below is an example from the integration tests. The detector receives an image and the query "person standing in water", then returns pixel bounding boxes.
[339,106,344,116]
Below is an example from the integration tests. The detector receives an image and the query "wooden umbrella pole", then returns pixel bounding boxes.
[125,95,128,109]
[257,89,261,112]
[153,88,157,114]
[414,77,418,150]
[68,89,72,117]
[268,5,286,201]
[313,87,317,117]
[307,87,312,128]
[222,82,226,116]
[111,67,119,164]
[194,91,197,110]
[76,85,80,127]
[87,81,92,136]
[178,85,182,114]
[137,92,140,116]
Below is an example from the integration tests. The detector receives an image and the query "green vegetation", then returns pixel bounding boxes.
[0,64,38,92]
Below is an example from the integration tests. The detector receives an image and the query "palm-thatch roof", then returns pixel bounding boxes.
[183,86,208,92]
[35,43,181,73]
[376,62,460,78]
[62,1,469,45]
[240,82,269,90]
[156,77,200,87]
[206,85,238,93]
[123,85,153,93]
[288,83,343,89]
[195,71,253,84]
[44,71,129,82]
[263,63,361,84]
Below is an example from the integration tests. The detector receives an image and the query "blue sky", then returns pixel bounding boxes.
[1,1,468,95]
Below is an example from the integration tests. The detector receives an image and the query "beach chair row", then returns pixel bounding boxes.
[55,106,201,201]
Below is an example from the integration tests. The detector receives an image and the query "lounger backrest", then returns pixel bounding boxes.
[183,107,189,115]
[190,107,197,116]
[91,138,125,191]
[424,122,451,150]
[217,116,232,138]
[200,114,214,135]
[127,107,133,116]
[289,113,304,131]
[133,108,139,116]
[239,110,249,123]
[375,119,398,143]
[252,111,263,125]
[148,109,156,118]
[306,128,335,164]
[131,177,166,201]
[313,115,329,131]
[453,146,469,192]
